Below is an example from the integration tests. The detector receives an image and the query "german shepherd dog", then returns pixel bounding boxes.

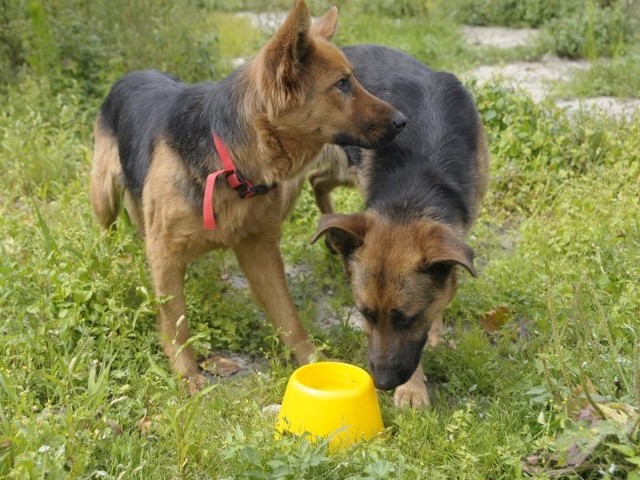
[90,2,406,393]
[310,45,489,407]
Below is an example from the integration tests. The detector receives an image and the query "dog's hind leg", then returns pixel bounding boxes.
[233,233,318,364]
[90,119,123,230]
[309,145,354,215]
[123,190,145,236]
[309,169,341,215]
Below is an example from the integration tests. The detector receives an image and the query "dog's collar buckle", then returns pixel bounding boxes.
[203,133,277,230]
[227,169,277,199]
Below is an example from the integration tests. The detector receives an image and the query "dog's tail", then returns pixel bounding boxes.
[90,116,123,230]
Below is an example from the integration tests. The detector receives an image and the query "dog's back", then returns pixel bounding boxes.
[341,45,488,231]
[98,71,183,198]
[92,69,252,227]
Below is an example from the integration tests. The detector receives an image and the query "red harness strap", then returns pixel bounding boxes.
[202,133,276,229]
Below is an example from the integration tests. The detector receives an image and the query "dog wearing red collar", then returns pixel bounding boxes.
[90,1,406,393]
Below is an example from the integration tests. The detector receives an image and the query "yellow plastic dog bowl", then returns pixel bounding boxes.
[276,362,384,450]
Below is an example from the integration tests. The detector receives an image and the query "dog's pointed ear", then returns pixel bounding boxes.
[257,0,313,117]
[418,223,477,278]
[310,213,369,256]
[310,5,339,40]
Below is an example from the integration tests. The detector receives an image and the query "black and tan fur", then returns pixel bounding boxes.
[90,2,406,393]
[310,45,489,408]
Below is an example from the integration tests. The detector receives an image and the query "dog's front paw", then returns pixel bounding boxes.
[393,381,430,408]
[187,373,207,395]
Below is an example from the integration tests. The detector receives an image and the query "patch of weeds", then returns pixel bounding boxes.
[470,80,640,219]
[449,0,567,28]
[0,77,94,199]
[449,0,639,59]
[0,0,220,93]
[349,0,430,17]
[546,0,635,59]
[553,50,640,98]
[216,422,410,479]
[210,12,266,75]
[335,11,472,72]
[186,250,271,357]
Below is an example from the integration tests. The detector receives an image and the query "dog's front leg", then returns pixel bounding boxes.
[233,235,317,364]
[427,311,457,349]
[393,361,430,408]
[146,237,204,393]
[427,315,445,348]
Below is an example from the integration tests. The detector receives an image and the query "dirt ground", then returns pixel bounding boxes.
[462,26,640,119]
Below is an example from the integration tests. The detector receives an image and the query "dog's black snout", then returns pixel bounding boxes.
[373,374,401,391]
[369,360,413,391]
[391,111,407,131]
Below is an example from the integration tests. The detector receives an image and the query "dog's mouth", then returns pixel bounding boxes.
[370,364,415,391]
[368,351,420,391]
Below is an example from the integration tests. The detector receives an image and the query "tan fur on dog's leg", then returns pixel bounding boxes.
[90,122,122,229]
[427,316,445,348]
[394,360,429,408]
[123,190,145,236]
[146,238,204,393]
[309,169,340,214]
[234,234,317,364]
[428,312,456,349]
[309,145,353,214]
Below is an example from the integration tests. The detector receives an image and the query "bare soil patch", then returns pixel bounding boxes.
[462,26,640,119]
[462,25,540,49]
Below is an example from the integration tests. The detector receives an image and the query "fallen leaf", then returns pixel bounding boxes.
[598,403,639,433]
[478,306,510,333]
[106,419,124,436]
[199,354,241,377]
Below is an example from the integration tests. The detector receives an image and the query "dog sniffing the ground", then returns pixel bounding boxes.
[310,45,489,408]
[90,2,406,392]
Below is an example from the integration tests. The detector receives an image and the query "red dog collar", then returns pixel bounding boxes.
[203,133,277,229]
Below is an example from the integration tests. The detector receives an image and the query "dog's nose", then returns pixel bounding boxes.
[369,363,412,391]
[373,374,400,391]
[391,111,407,131]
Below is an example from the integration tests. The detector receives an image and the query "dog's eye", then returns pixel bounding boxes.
[391,309,419,330]
[359,308,376,325]
[335,78,351,93]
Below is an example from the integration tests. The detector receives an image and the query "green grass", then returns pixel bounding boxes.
[2,1,640,478]
[553,50,640,99]
[448,0,638,59]
[333,6,554,73]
